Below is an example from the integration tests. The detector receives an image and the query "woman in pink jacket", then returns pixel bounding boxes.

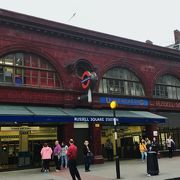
[41,143,52,172]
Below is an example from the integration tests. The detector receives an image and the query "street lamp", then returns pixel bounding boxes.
[110,100,120,179]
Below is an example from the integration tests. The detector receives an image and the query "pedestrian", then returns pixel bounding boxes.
[67,139,81,180]
[83,140,92,172]
[53,140,61,172]
[61,141,68,168]
[166,135,175,158]
[40,143,52,172]
[139,139,147,162]
[150,137,159,153]
[145,137,151,151]
[104,139,113,161]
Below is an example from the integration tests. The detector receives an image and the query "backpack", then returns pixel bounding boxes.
[171,141,176,150]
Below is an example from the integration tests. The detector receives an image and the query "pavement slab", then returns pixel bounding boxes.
[0,157,179,180]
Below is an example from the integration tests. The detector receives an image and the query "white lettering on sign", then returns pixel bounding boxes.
[74,117,118,122]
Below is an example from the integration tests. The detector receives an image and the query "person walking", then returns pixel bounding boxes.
[67,139,81,180]
[139,139,147,162]
[61,141,68,168]
[40,143,52,172]
[53,140,61,172]
[166,135,175,158]
[83,140,92,172]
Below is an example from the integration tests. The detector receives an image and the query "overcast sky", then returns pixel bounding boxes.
[0,0,179,46]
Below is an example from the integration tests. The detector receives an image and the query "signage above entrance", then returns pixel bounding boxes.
[100,97,149,107]
[150,100,180,110]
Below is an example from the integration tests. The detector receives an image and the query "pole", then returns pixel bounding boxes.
[113,109,120,179]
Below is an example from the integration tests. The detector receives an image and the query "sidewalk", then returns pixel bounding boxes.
[0,157,180,180]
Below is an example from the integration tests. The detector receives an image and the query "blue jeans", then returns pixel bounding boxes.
[141,152,147,161]
[61,155,68,168]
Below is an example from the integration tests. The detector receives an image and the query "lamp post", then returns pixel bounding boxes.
[110,100,120,179]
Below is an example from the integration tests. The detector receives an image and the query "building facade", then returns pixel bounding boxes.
[0,9,180,170]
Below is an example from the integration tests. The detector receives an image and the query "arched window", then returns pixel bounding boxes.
[153,75,180,100]
[0,52,61,88]
[99,67,145,96]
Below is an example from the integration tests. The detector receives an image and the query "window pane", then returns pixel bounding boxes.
[31,55,39,68]
[177,88,180,99]
[102,79,107,93]
[4,67,13,83]
[32,70,38,76]
[4,55,14,65]
[15,53,24,66]
[48,72,54,78]
[99,67,144,96]
[40,77,47,86]
[40,59,47,69]
[154,75,180,99]
[32,77,38,86]
[40,71,47,78]
[24,54,30,66]
[0,52,61,89]
[0,66,3,82]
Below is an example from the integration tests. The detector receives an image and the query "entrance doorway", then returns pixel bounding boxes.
[101,125,145,159]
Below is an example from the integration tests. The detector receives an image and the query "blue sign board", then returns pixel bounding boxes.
[100,97,149,107]
[0,115,165,124]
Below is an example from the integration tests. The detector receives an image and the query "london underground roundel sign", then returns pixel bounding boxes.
[81,71,91,89]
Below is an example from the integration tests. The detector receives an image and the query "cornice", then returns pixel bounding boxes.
[1,8,180,61]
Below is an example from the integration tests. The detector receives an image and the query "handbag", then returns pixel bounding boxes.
[87,152,93,157]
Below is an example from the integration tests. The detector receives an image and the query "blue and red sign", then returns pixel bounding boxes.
[81,71,91,89]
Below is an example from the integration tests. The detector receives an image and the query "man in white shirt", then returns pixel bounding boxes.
[166,135,175,158]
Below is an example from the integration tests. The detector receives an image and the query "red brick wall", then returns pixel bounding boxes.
[0,24,180,107]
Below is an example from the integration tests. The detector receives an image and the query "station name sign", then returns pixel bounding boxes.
[74,117,116,122]
[73,116,165,124]
[100,97,149,107]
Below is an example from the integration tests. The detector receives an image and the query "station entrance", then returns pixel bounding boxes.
[0,126,57,170]
[101,125,146,159]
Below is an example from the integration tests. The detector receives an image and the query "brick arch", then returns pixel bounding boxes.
[97,60,148,96]
[153,70,180,83]
[0,44,65,88]
[152,69,180,94]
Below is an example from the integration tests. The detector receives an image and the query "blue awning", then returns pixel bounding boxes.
[0,105,167,124]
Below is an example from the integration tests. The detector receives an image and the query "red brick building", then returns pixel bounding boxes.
[0,9,179,170]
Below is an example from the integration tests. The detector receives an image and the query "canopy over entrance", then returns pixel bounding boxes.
[0,105,167,124]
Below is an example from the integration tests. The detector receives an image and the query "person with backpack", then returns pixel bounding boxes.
[166,135,176,158]
[139,139,147,162]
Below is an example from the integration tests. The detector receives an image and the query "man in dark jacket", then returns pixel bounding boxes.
[83,140,92,172]
[150,137,159,153]
[67,139,81,180]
